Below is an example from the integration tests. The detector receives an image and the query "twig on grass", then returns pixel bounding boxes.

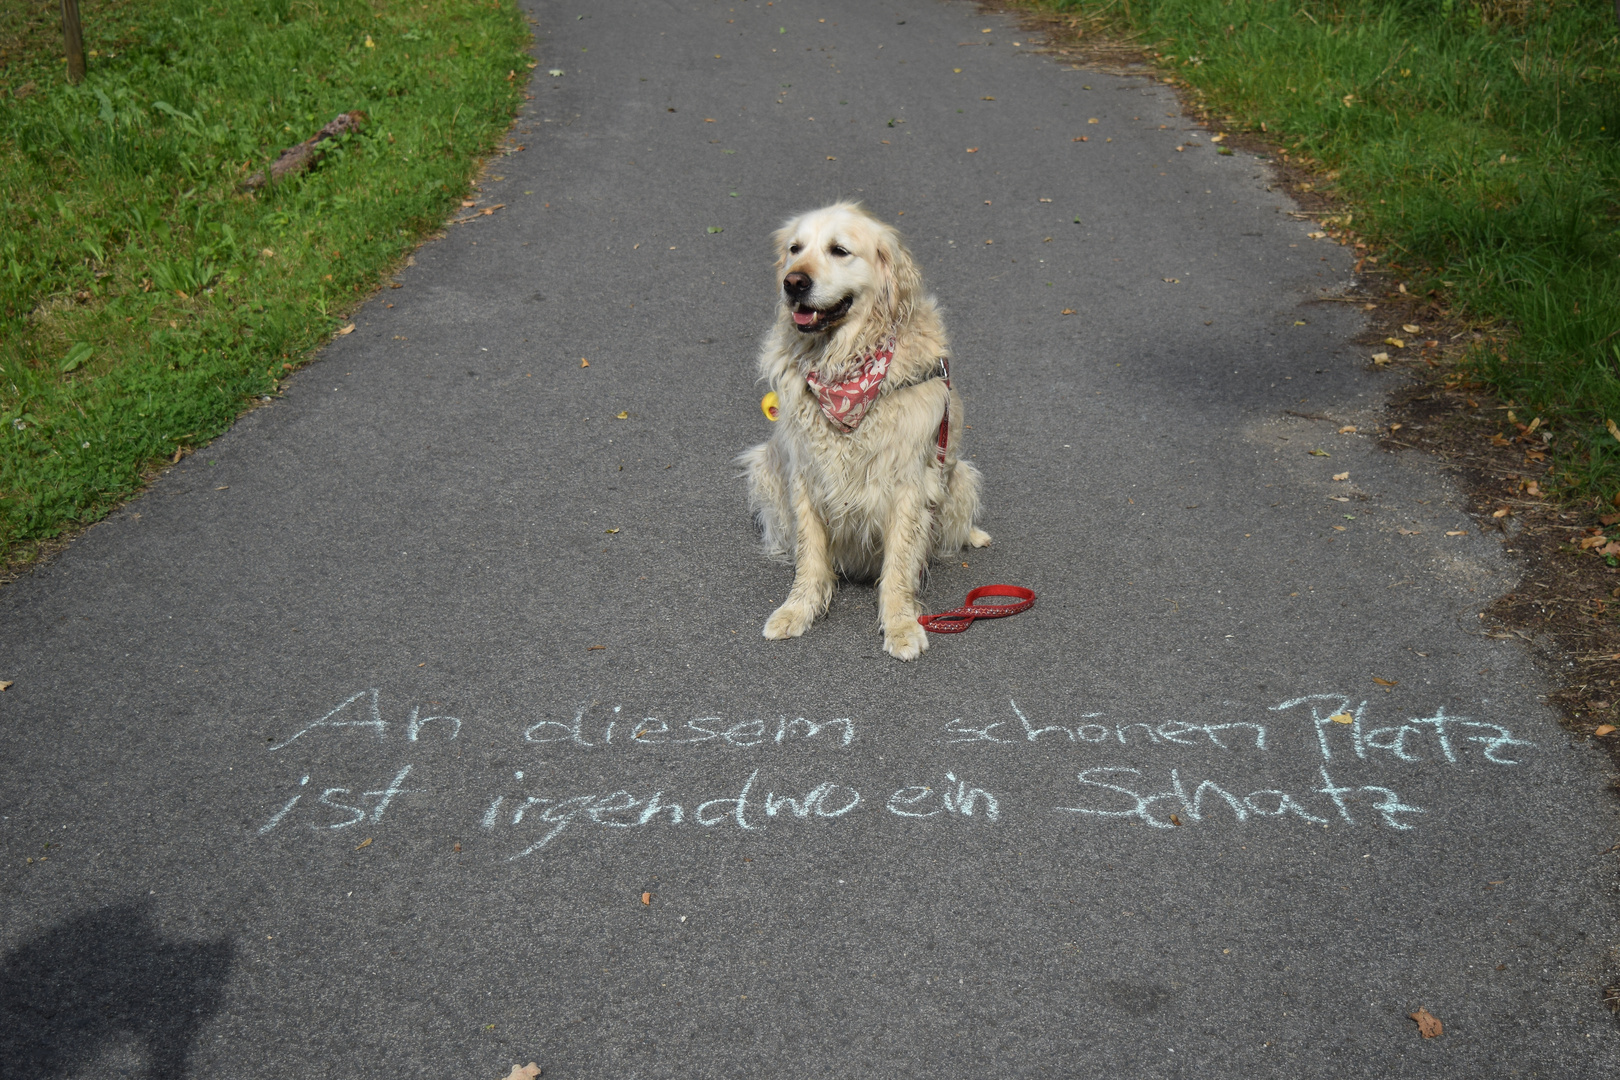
[240,111,366,193]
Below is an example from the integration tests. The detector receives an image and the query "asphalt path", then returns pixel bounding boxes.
[3,1,1618,1077]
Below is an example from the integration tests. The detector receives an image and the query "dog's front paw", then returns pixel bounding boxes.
[883,618,930,662]
[763,601,817,640]
[968,527,992,548]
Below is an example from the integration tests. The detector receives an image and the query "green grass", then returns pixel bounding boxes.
[0,0,529,562]
[1028,0,1620,497]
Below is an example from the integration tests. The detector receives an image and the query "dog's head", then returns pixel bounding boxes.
[772,202,920,337]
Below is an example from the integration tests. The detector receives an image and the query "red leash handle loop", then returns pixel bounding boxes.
[917,585,1036,634]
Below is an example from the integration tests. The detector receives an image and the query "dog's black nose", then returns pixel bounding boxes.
[783,272,812,299]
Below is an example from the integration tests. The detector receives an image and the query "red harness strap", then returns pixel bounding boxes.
[933,357,951,465]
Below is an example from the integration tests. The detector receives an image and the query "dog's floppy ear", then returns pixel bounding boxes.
[874,221,922,324]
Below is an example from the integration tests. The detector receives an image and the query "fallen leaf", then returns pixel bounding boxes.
[1073,136,1088,141]
[1088,117,1099,123]
[1601,513,1620,526]
[708,225,724,232]
[454,842,461,852]
[1409,1007,1443,1039]
[337,323,356,336]
[1306,231,1326,239]
[549,68,565,77]
[1308,449,1330,457]
[965,147,978,153]
[389,282,403,289]
[642,891,652,905]
[1384,337,1406,349]
[982,96,996,101]
[1162,277,1180,283]
[1170,814,1182,826]
[1608,418,1620,445]
[587,645,605,650]
[1595,724,1616,737]
[1330,495,1350,502]
[1398,528,1421,535]
[1372,676,1398,687]
[580,358,589,367]
[355,837,373,851]
[704,118,716,122]
[953,68,962,73]
[1372,352,1392,366]
[615,410,629,419]
[1332,471,1350,481]
[500,1065,542,1080]
[1333,524,1347,531]
[1490,433,1511,446]
[0,681,12,691]
[1060,308,1076,315]
[1446,530,1467,536]
[1338,425,1357,434]
[605,528,619,534]
[1328,712,1354,724]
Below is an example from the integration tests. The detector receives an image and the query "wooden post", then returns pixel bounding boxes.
[61,0,85,85]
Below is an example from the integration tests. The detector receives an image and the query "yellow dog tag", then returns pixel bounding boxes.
[761,391,780,421]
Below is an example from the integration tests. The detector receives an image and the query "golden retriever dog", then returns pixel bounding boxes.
[739,202,991,661]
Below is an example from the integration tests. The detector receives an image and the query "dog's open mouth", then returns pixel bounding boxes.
[790,295,854,333]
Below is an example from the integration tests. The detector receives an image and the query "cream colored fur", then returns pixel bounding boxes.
[739,202,991,661]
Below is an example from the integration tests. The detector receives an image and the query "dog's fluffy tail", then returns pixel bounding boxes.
[738,439,793,559]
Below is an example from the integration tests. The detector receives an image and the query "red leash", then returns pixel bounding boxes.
[917,585,1036,634]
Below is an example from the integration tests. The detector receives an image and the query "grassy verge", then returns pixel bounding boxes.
[1019,0,1620,498]
[0,0,529,565]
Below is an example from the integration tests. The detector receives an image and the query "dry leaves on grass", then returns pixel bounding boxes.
[1409,1007,1443,1038]
[500,1065,541,1080]
[1596,724,1616,737]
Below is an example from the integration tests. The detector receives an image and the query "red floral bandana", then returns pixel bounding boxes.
[805,337,895,433]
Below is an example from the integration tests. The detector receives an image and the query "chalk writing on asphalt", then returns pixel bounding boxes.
[254,689,1538,853]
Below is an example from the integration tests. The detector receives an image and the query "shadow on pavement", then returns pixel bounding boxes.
[0,900,234,1079]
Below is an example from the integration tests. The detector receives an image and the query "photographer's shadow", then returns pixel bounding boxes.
[0,900,234,1079]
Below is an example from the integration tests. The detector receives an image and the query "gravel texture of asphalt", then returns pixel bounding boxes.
[2,1,1618,1077]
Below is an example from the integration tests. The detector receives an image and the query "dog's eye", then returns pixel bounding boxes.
[830,245,851,257]
[788,244,802,254]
